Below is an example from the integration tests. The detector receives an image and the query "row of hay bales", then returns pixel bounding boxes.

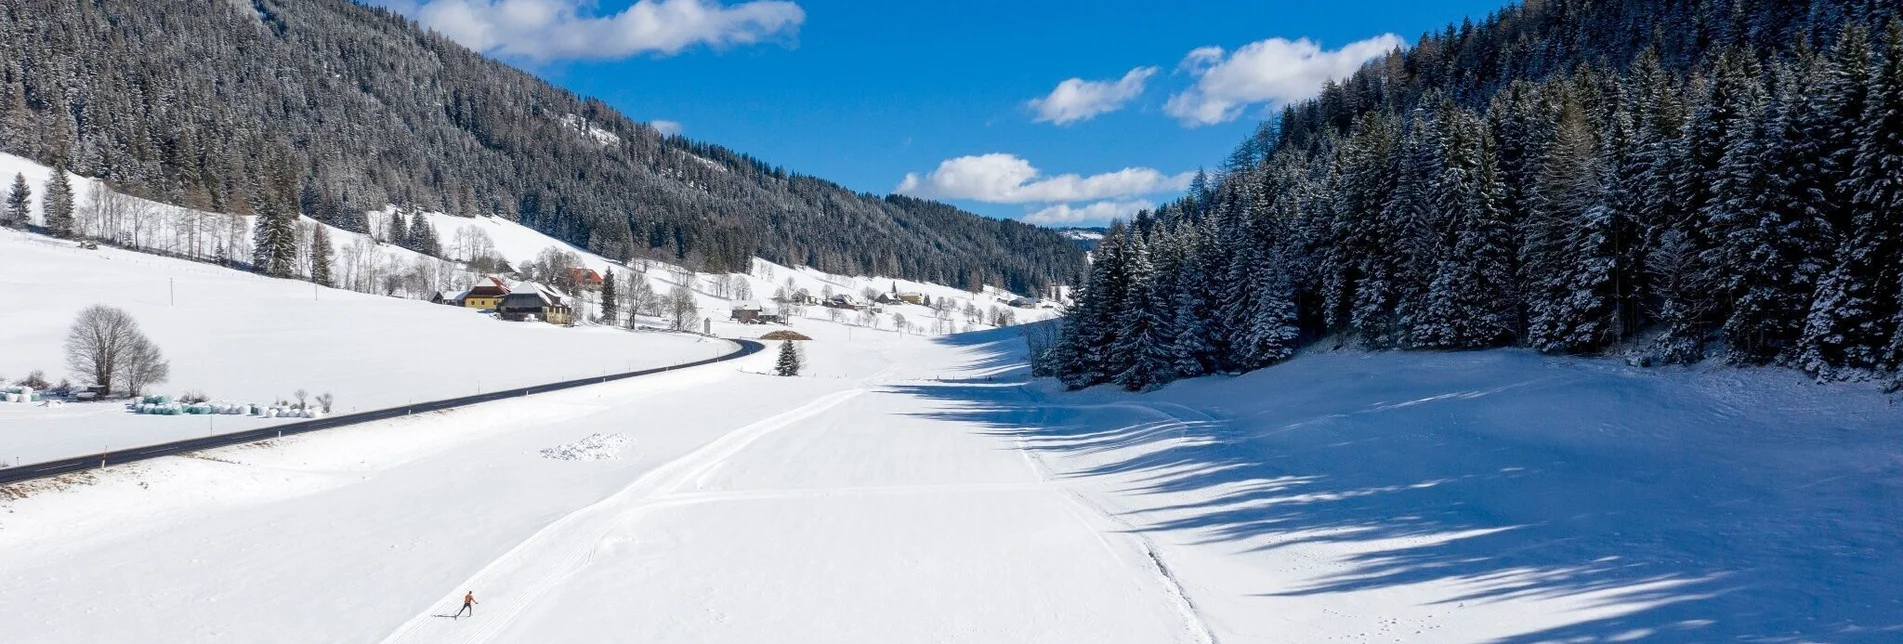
[3,385,43,403]
[127,396,322,418]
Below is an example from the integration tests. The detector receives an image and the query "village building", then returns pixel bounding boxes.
[462,277,511,310]
[823,293,862,310]
[732,302,787,325]
[497,284,573,325]
[568,267,604,291]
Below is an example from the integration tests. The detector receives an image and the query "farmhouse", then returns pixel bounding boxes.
[497,285,573,325]
[731,303,786,325]
[569,267,604,291]
[462,277,511,310]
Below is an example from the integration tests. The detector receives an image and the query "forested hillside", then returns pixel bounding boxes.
[0,0,1083,294]
[1047,0,1903,390]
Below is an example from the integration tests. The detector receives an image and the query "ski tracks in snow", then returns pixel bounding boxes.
[1012,389,1223,644]
[375,388,867,644]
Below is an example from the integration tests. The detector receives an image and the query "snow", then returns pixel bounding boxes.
[558,114,622,147]
[538,432,630,461]
[0,228,721,465]
[3,318,1897,643]
[0,150,1049,466]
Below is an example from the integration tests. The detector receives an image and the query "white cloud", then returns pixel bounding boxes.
[1028,66,1158,125]
[651,119,683,136]
[1022,200,1153,226]
[1165,34,1402,126]
[403,0,804,61]
[895,154,1192,204]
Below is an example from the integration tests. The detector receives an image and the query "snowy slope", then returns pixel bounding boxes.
[1015,346,1903,643]
[1,151,1054,342]
[3,320,1896,643]
[0,228,722,465]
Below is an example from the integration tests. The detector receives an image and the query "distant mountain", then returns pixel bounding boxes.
[1054,227,1107,251]
[0,0,1084,294]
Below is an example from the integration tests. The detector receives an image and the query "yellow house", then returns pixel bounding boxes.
[462,277,511,310]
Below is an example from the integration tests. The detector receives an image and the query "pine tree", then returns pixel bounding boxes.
[42,164,75,237]
[1800,22,1903,375]
[4,173,29,227]
[1720,59,1820,364]
[1055,221,1131,389]
[775,340,801,377]
[1525,97,1618,354]
[406,211,440,256]
[387,208,409,246]
[601,270,620,322]
[1411,109,1517,349]
[1233,245,1301,368]
[1161,222,1217,379]
[249,181,298,277]
[1112,231,1174,391]
[309,224,333,287]
[1339,113,1404,345]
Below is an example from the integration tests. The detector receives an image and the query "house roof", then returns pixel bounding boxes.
[499,292,554,308]
[467,276,510,297]
[569,267,603,282]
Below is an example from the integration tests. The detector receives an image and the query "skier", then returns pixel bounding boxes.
[452,591,477,618]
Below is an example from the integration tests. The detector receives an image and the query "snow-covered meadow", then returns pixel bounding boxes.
[3,315,1897,643]
[0,228,722,465]
[0,151,1051,466]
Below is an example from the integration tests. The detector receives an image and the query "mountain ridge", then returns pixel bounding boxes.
[0,0,1083,294]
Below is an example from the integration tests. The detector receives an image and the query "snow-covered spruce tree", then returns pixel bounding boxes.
[1338,113,1405,347]
[1717,58,1819,365]
[1524,97,1619,354]
[1382,110,1443,345]
[1168,223,1217,380]
[411,211,441,256]
[1800,22,1903,376]
[1054,221,1131,389]
[775,340,801,377]
[4,173,29,227]
[1233,244,1301,369]
[1112,231,1174,392]
[600,270,619,323]
[1410,108,1517,350]
[309,223,333,287]
[249,181,298,277]
[1489,81,1558,248]
[1643,52,1757,364]
[1698,50,1781,364]
[42,164,75,237]
[386,208,408,246]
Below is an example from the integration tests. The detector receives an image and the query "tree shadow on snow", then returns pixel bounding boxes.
[887,334,1903,643]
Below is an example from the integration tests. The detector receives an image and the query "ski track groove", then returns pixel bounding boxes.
[381,379,1222,644]
[1019,387,1224,644]
[375,388,868,644]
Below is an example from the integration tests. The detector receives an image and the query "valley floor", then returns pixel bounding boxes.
[2,320,1898,643]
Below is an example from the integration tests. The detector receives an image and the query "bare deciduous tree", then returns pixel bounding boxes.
[119,335,170,396]
[65,305,167,396]
[666,285,700,331]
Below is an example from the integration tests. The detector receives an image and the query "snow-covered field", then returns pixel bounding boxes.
[0,149,1052,467]
[0,228,721,465]
[2,316,1898,643]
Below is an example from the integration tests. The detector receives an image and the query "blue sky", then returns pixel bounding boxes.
[371,0,1509,226]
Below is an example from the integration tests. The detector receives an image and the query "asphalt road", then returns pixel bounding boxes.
[0,338,765,486]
